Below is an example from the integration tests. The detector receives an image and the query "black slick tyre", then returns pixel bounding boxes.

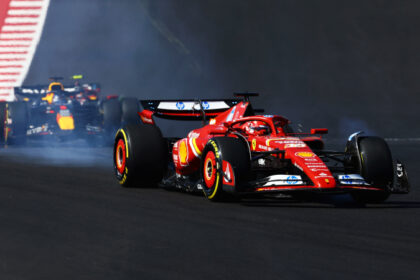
[114,123,167,187]
[351,136,393,203]
[201,137,250,201]
[102,98,122,142]
[7,102,28,145]
[0,102,6,145]
[121,97,140,125]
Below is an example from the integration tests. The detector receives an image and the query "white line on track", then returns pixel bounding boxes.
[8,9,41,15]
[0,56,26,59]
[0,63,23,66]
[5,17,39,24]
[0,70,22,74]
[0,33,34,39]
[0,75,21,80]
[10,1,44,7]
[0,40,32,44]
[2,25,36,32]
[385,138,420,142]
[0,47,29,52]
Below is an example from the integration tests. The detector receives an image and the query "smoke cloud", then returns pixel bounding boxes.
[24,0,420,138]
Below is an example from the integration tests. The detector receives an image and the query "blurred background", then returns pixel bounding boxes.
[25,0,419,138]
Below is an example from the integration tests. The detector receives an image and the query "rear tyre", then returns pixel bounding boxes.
[351,136,393,203]
[201,137,250,201]
[121,97,140,125]
[7,102,28,145]
[102,98,122,142]
[114,123,167,187]
[0,102,6,145]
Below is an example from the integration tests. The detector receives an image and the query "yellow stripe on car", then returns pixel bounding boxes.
[192,138,202,156]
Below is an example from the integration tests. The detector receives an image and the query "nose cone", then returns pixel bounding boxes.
[289,150,336,188]
[265,137,336,189]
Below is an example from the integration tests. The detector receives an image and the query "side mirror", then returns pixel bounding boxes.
[311,128,328,135]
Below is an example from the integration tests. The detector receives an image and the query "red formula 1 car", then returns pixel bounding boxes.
[113,93,410,203]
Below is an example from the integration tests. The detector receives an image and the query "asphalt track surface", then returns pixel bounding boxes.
[0,141,419,280]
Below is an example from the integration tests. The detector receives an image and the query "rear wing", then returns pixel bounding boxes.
[14,83,101,99]
[14,85,48,97]
[139,99,241,121]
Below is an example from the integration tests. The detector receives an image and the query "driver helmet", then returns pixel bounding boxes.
[242,121,269,136]
[48,82,64,92]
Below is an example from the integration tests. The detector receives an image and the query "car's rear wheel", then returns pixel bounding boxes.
[121,97,140,125]
[0,102,6,145]
[350,136,393,203]
[114,123,167,187]
[201,137,250,201]
[7,102,28,145]
[102,98,122,142]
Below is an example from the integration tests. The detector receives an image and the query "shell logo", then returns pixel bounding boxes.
[295,151,315,158]
[179,140,188,164]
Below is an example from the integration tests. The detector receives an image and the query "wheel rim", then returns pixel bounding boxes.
[115,138,126,174]
[203,151,216,188]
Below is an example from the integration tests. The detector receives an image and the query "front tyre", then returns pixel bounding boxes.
[114,123,167,187]
[351,136,393,203]
[201,137,250,201]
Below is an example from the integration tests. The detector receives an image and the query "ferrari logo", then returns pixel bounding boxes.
[252,139,256,150]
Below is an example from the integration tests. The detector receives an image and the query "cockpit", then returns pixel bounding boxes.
[230,115,293,137]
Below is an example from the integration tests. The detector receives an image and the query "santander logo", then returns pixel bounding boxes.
[0,0,50,101]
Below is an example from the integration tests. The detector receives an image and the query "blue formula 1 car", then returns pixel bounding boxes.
[0,77,139,145]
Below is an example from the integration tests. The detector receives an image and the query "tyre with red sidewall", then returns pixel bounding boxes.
[201,136,250,201]
[114,123,167,187]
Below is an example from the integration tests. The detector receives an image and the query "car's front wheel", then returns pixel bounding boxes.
[201,136,250,201]
[350,136,393,203]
